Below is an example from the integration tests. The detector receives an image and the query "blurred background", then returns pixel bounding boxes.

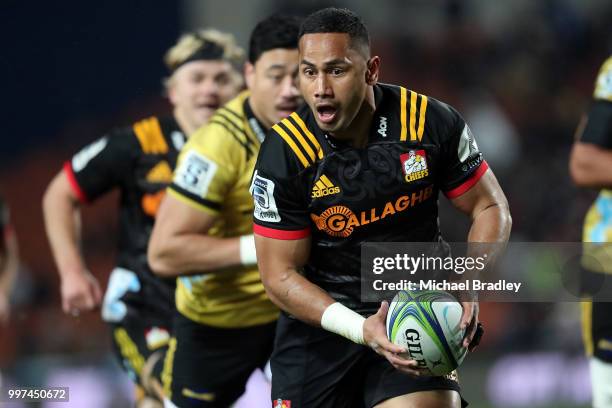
[1,0,611,406]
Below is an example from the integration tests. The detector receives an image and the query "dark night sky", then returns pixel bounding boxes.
[1,0,180,159]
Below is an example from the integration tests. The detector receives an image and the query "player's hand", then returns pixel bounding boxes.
[0,291,10,325]
[363,301,426,376]
[60,269,102,316]
[459,300,479,350]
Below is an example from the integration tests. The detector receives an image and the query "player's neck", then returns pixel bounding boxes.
[247,95,273,129]
[330,86,376,149]
[173,108,198,136]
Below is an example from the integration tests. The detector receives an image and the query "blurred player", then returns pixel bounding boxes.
[570,56,612,408]
[42,30,243,405]
[253,8,511,408]
[147,14,302,408]
[0,194,18,326]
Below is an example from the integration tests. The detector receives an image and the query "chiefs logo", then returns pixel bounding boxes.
[310,206,356,238]
[273,399,291,408]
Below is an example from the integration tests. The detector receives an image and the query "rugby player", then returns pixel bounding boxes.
[0,194,18,326]
[253,8,511,408]
[570,55,612,408]
[42,30,243,405]
[147,14,302,408]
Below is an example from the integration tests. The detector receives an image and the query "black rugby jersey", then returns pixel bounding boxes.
[64,116,186,323]
[252,83,488,314]
[580,56,612,274]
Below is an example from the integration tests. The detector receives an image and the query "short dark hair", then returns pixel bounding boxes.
[298,8,370,56]
[249,14,302,64]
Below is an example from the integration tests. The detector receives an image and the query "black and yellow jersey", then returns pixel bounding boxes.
[252,83,488,314]
[579,57,612,363]
[580,56,612,274]
[167,91,278,328]
[64,116,185,324]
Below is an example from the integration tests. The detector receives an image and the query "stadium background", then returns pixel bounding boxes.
[1,0,611,406]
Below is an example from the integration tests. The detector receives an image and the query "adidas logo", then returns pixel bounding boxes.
[311,175,340,198]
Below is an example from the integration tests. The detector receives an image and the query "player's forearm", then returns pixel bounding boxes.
[42,180,87,278]
[467,202,512,243]
[570,143,612,188]
[260,264,335,327]
[148,233,243,277]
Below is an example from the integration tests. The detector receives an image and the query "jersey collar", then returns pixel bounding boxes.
[322,84,385,150]
[243,98,267,143]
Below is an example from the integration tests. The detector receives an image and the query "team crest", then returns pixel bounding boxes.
[400,150,429,183]
[273,399,291,408]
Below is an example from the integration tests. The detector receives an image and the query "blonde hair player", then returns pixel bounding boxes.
[42,29,243,407]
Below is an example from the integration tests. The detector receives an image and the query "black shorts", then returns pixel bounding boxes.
[162,310,276,407]
[271,312,466,408]
[581,300,612,363]
[580,266,612,363]
[109,317,171,386]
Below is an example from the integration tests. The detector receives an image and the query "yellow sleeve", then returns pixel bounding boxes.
[168,122,240,214]
[594,56,612,102]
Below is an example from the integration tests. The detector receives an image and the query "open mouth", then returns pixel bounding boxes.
[197,102,219,111]
[315,104,338,124]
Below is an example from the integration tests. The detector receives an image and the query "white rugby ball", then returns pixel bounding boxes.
[386,290,467,376]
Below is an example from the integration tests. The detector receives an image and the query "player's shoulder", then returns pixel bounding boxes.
[386,83,460,124]
[208,91,249,136]
[377,83,463,142]
[594,55,612,101]
[129,115,179,155]
[190,91,257,158]
[73,117,144,161]
[261,103,322,175]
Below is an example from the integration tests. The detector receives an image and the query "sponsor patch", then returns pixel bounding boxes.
[250,171,281,223]
[72,137,108,172]
[400,150,429,183]
[174,150,218,197]
[457,125,479,163]
[273,399,291,408]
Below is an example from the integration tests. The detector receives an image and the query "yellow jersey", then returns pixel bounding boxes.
[167,91,278,327]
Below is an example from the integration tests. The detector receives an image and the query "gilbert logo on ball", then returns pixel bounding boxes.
[386,290,467,376]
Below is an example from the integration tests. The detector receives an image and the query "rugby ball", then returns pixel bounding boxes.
[386,290,467,376]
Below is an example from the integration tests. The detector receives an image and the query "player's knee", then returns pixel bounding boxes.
[374,389,461,408]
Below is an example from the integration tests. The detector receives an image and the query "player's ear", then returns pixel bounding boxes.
[365,56,380,85]
[244,62,255,90]
[166,77,178,105]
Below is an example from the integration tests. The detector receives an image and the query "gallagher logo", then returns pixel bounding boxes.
[310,186,433,237]
[401,150,429,183]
